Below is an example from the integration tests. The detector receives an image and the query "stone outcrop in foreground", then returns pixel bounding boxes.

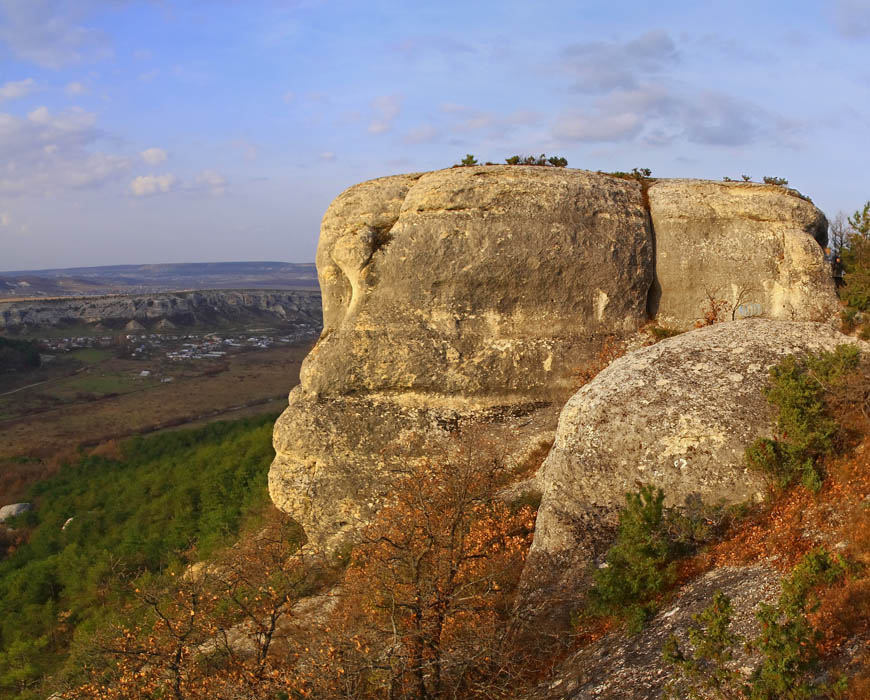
[524,319,864,606]
[269,166,839,552]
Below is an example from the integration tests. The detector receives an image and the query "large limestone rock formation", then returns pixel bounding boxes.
[526,319,864,606]
[270,166,655,549]
[648,180,836,329]
[269,166,841,554]
[303,167,652,400]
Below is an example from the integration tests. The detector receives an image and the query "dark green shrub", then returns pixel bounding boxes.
[662,591,740,699]
[603,167,653,180]
[763,176,789,186]
[504,153,568,167]
[842,225,870,311]
[664,548,847,700]
[745,346,861,491]
[586,485,675,632]
[748,548,846,699]
[459,154,478,166]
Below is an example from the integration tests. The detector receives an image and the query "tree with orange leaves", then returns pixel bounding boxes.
[301,448,537,700]
[62,509,323,700]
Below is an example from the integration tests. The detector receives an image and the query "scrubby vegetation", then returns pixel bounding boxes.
[745,345,863,491]
[0,414,281,698]
[840,202,870,313]
[603,167,653,180]
[582,487,737,634]
[585,486,675,632]
[664,548,848,699]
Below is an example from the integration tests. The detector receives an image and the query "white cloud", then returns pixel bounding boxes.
[0,106,130,196]
[318,151,336,161]
[140,147,168,165]
[0,0,111,68]
[195,169,227,195]
[282,90,295,104]
[0,211,10,227]
[129,173,177,197]
[368,95,401,134]
[65,81,87,95]
[0,78,35,101]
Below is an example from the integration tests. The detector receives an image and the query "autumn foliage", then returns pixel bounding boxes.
[63,448,537,700]
[299,452,537,699]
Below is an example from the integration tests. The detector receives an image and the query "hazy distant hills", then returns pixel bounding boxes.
[0,261,317,298]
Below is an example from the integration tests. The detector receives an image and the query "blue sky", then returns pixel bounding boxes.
[1,0,869,270]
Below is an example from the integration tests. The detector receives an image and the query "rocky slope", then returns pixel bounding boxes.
[0,289,322,333]
[269,166,838,552]
[523,319,866,613]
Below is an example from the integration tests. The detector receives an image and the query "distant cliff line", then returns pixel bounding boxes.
[0,288,323,333]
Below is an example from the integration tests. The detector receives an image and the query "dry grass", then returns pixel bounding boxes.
[0,342,312,501]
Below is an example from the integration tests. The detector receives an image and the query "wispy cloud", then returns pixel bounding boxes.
[0,78,35,102]
[368,95,401,134]
[195,169,227,196]
[65,81,88,95]
[833,0,870,38]
[550,31,798,148]
[0,0,111,68]
[557,29,679,93]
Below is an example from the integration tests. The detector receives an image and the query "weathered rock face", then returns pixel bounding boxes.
[304,167,653,400]
[270,166,655,549]
[648,180,837,329]
[525,319,864,605]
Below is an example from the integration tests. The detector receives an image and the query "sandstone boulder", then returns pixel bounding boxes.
[526,319,864,605]
[648,180,837,329]
[270,166,655,549]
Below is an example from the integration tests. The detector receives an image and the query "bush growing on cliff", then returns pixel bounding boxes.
[663,548,848,700]
[504,153,568,167]
[762,176,789,186]
[745,345,861,491]
[586,485,676,633]
[300,451,538,700]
